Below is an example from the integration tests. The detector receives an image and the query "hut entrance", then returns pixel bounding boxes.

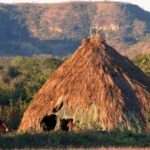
[40,114,57,131]
[60,118,73,131]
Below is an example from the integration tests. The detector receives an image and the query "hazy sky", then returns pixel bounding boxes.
[0,0,149,11]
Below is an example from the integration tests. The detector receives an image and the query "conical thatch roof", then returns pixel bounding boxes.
[18,35,150,133]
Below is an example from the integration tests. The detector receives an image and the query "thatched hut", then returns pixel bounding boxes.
[18,35,150,133]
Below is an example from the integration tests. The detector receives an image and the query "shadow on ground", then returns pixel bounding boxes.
[0,131,150,149]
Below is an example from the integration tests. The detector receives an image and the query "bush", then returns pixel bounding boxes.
[134,54,150,76]
[0,56,62,129]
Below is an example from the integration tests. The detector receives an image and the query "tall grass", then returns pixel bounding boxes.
[0,131,150,149]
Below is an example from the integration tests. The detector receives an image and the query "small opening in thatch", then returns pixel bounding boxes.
[40,114,57,131]
[52,101,63,113]
[60,118,73,131]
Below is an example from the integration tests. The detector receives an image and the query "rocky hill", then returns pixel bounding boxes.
[0,1,150,57]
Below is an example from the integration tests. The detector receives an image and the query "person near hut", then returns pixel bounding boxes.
[0,119,9,134]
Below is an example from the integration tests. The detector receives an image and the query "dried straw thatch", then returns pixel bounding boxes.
[18,35,150,133]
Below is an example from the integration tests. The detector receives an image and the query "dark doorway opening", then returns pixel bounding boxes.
[41,114,57,131]
[60,118,73,131]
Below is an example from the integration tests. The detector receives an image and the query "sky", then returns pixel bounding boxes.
[0,0,149,12]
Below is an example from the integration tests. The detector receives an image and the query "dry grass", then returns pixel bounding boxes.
[18,35,150,133]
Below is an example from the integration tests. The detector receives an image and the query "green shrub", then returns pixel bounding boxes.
[134,54,150,76]
[0,56,62,129]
